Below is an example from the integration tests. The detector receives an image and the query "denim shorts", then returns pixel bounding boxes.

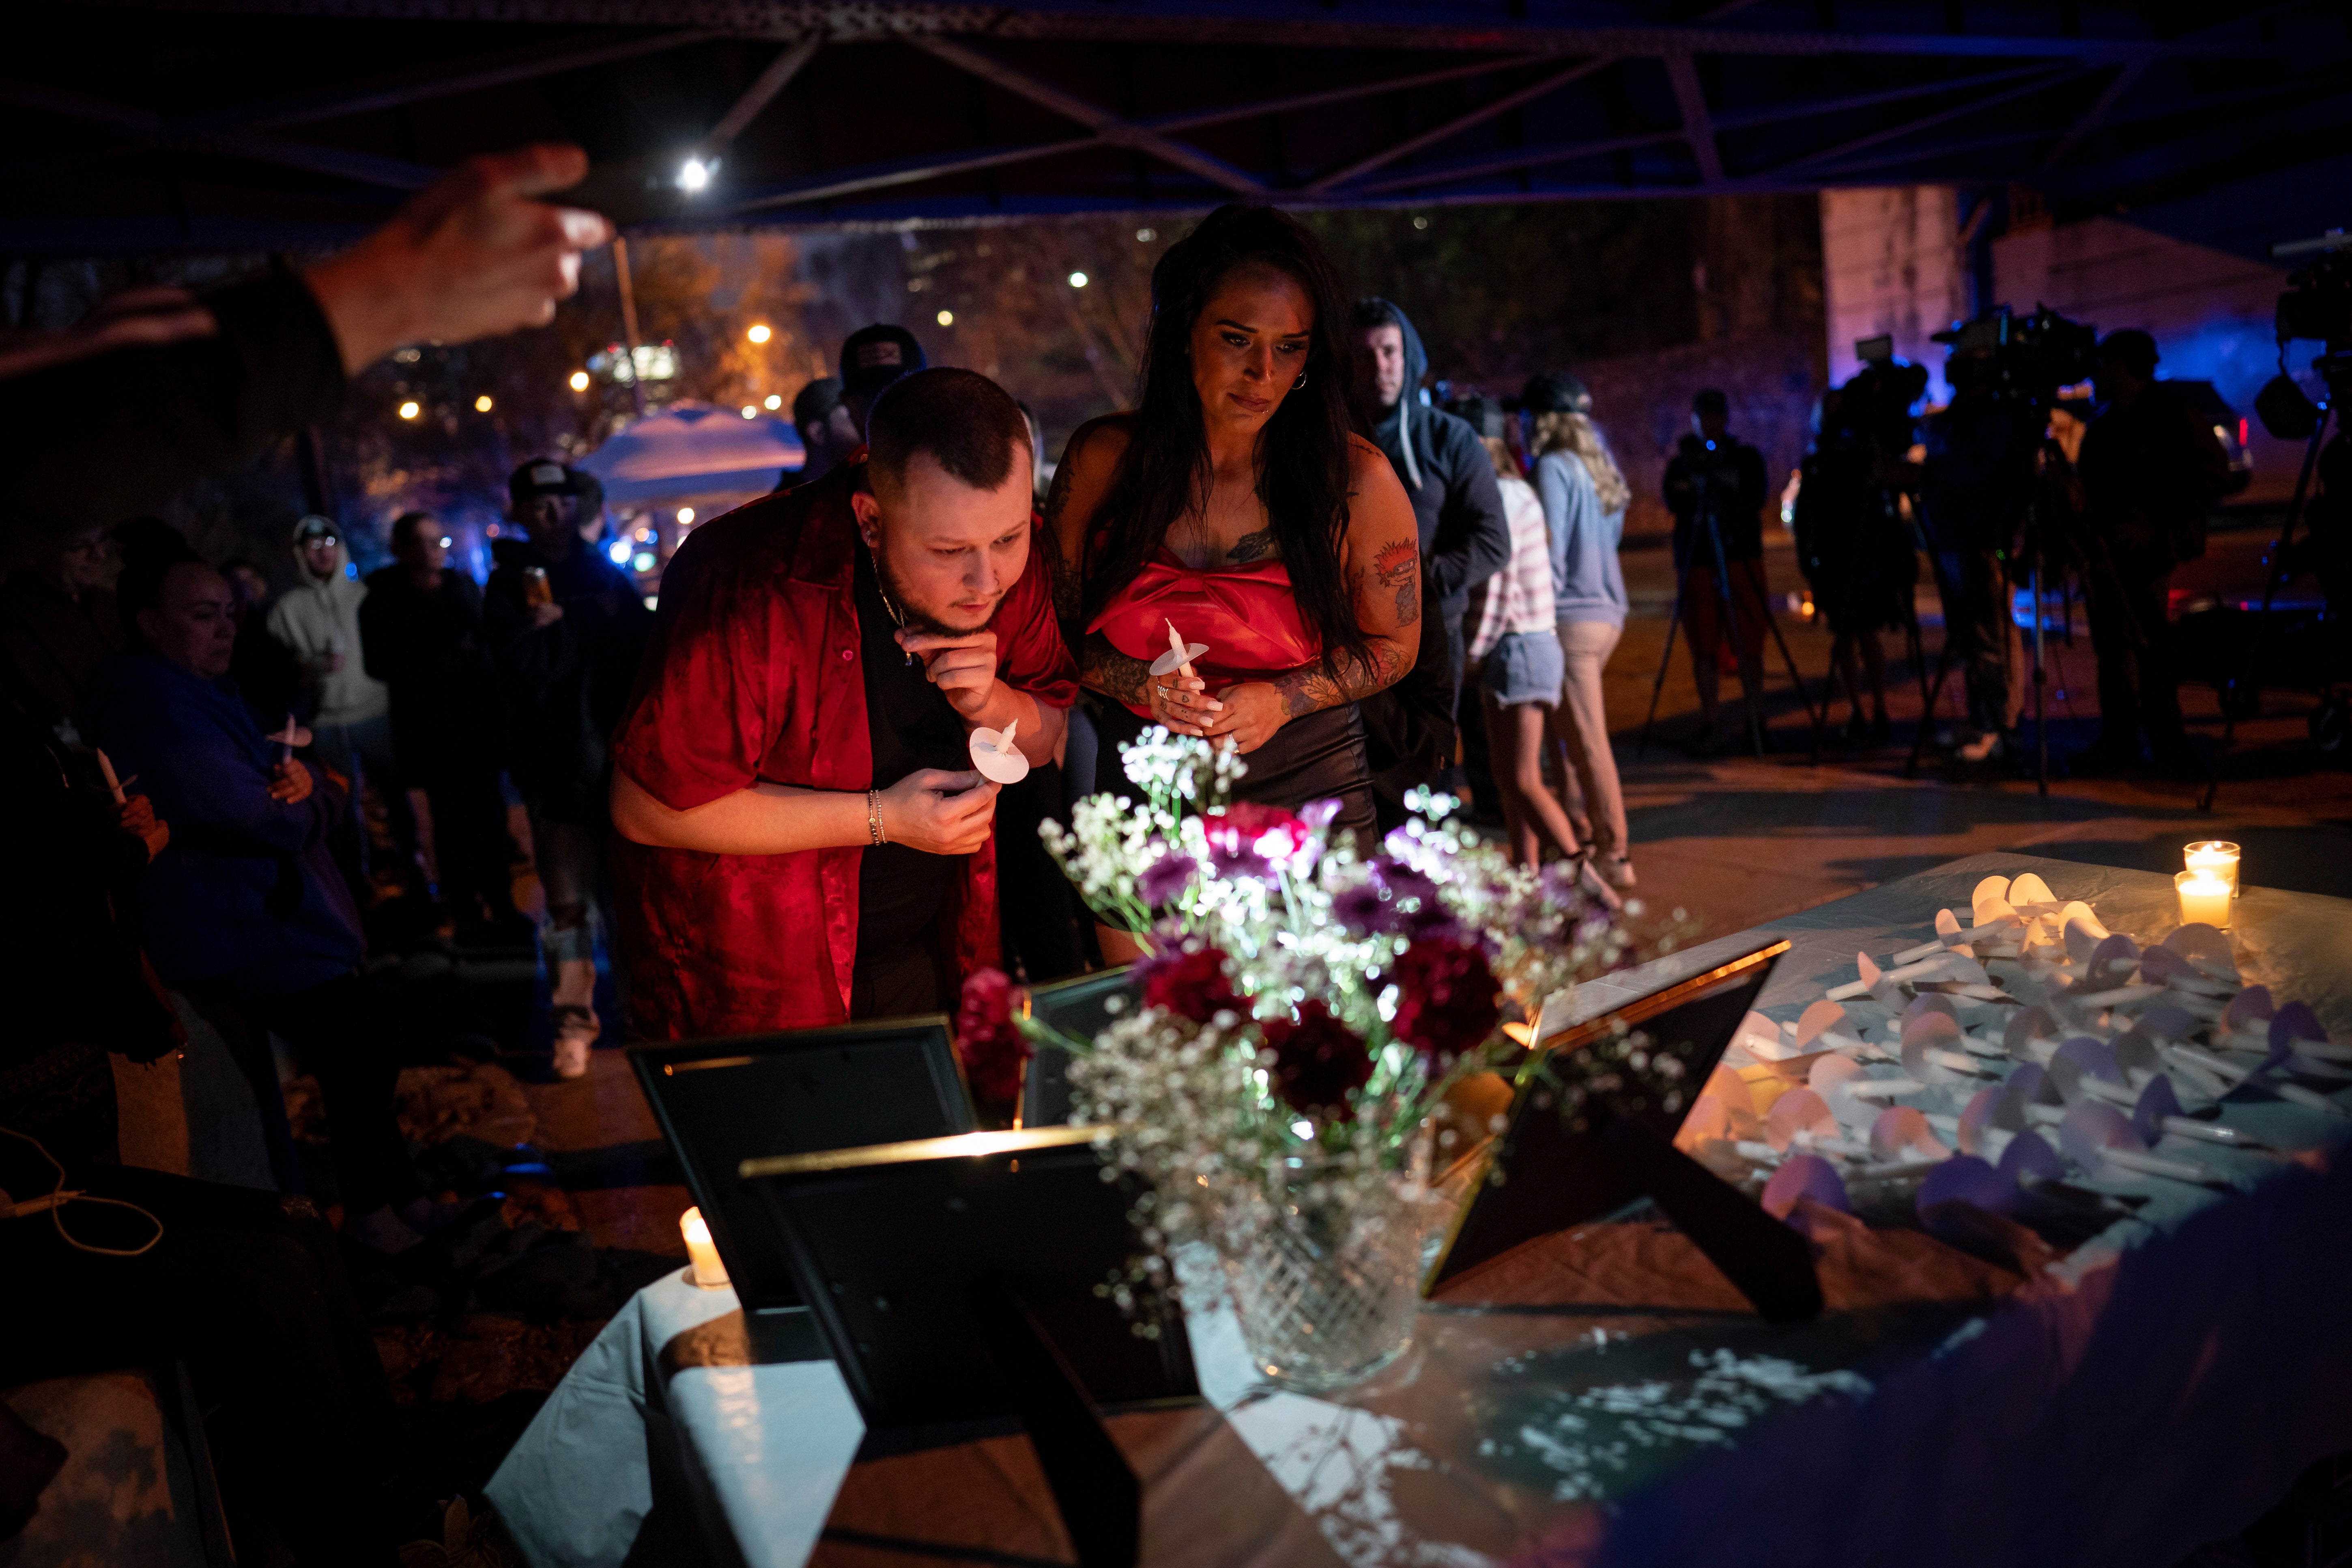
[1480,628,1565,707]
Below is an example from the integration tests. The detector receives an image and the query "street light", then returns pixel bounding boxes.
[677,156,712,193]
[569,370,590,391]
[936,310,954,327]
[474,394,493,412]
[747,323,772,344]
[398,400,420,419]
[1068,271,1089,288]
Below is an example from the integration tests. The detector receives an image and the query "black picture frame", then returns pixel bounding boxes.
[1019,965,1137,1128]
[739,1128,1199,1433]
[1423,942,1791,1299]
[628,1017,975,1360]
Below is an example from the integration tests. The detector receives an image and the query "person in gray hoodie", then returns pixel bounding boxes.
[1348,298,1511,818]
[268,514,414,889]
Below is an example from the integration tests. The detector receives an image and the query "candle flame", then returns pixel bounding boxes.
[682,1207,711,1245]
[1000,717,1017,749]
[1167,618,1185,664]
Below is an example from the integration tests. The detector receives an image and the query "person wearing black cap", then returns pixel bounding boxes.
[2072,329,2230,775]
[484,458,652,1076]
[1349,297,1511,818]
[792,375,861,485]
[1662,388,1772,751]
[838,322,928,442]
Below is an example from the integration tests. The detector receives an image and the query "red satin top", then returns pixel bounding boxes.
[1089,547,1320,716]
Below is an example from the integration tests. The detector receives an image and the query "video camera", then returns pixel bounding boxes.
[1830,337,1930,456]
[1931,304,2099,413]
[2257,231,2352,441]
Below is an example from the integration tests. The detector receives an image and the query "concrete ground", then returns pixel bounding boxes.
[1596,524,2352,946]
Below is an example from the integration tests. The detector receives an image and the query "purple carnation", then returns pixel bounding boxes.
[1138,851,1198,906]
[1335,858,1463,941]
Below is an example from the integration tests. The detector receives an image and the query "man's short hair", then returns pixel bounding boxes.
[2098,329,2159,379]
[1351,297,1404,333]
[1692,388,1730,416]
[390,511,437,553]
[866,368,1029,493]
[117,538,206,640]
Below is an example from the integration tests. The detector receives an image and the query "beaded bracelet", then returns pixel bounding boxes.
[867,788,886,845]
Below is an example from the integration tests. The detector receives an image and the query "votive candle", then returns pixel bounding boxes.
[2175,870,2232,931]
[2183,841,2240,897]
[681,1207,729,1288]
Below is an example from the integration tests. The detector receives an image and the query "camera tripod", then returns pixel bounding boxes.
[1902,504,2055,794]
[1636,495,1823,763]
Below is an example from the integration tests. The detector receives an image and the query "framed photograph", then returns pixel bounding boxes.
[1019,966,1137,1127]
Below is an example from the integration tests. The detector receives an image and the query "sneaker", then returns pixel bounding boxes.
[552,1005,598,1080]
[1955,731,2006,764]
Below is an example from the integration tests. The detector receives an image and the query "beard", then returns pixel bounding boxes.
[873,542,998,636]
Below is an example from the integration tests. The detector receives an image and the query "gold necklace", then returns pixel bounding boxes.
[864,541,915,665]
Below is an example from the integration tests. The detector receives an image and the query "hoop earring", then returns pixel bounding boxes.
[1292,371,1307,391]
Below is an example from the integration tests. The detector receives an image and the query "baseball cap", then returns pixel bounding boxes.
[508,457,579,508]
[292,514,339,542]
[1509,371,1592,415]
[839,324,926,400]
[792,375,845,429]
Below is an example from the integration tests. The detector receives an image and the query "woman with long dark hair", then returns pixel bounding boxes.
[1046,203,1419,850]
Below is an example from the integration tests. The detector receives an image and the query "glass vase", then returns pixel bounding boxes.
[1221,1168,1421,1393]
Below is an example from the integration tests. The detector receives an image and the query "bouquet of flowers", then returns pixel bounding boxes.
[1007,729,1635,1388]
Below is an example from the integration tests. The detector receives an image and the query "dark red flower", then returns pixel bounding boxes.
[1262,1001,1374,1119]
[1138,944,1245,1026]
[955,967,1031,1103]
[1385,938,1502,1070]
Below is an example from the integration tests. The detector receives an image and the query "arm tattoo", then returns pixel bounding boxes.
[1270,636,1412,718]
[1227,527,1279,564]
[1080,631,1154,708]
[1041,458,1084,630]
[1373,540,1421,626]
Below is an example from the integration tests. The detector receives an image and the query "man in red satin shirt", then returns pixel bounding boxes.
[609,368,1077,1039]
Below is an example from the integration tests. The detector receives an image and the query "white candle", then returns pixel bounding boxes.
[2174,871,2232,931]
[680,1206,729,1287]
[2183,841,2240,898]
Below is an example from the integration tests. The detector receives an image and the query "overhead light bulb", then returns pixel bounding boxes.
[397,400,420,419]
[742,405,757,419]
[676,507,694,525]
[763,394,782,409]
[1067,271,1089,288]
[606,540,632,565]
[936,309,954,326]
[677,156,712,193]
[746,323,771,344]
[474,394,493,412]
[569,370,590,391]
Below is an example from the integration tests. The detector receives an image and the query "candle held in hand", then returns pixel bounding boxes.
[681,1207,729,1287]
[969,716,1030,784]
[2175,871,2232,931]
[1148,617,1210,678]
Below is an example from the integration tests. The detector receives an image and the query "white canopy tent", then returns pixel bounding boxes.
[574,402,805,517]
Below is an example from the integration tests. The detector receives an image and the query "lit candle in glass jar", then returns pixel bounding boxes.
[2175,871,2232,930]
[2183,841,2240,897]
[680,1207,729,1288]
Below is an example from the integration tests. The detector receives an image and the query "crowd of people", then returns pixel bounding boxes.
[0,133,2253,1563]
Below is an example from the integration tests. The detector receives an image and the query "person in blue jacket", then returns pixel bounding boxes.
[80,546,425,1248]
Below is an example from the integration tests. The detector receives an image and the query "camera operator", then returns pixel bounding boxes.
[1915,347,2039,764]
[1662,389,1771,752]
[1793,357,1925,746]
[2073,329,2230,776]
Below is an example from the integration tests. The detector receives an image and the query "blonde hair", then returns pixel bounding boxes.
[1533,410,1630,514]
[1477,435,1518,483]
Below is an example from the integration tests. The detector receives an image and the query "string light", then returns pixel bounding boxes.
[936,309,955,327]
[569,370,590,391]
[474,394,493,412]
[746,323,772,344]
[676,507,694,525]
[398,400,420,419]
[1068,271,1089,288]
[741,405,757,419]
[764,394,782,409]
